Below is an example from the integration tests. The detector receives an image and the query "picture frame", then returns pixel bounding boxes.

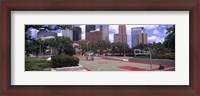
[0,0,199,95]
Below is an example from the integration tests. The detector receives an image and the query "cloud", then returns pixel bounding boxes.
[144,25,159,30]
[57,33,62,37]
[153,30,159,35]
[148,36,157,41]
[109,25,118,34]
[159,37,165,43]
[148,36,165,43]
[109,34,114,43]
[163,29,167,34]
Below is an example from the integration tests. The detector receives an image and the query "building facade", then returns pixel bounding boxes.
[25,27,39,39]
[86,25,96,33]
[118,25,127,44]
[37,31,57,38]
[131,27,148,48]
[86,30,103,43]
[137,32,148,45]
[85,25,96,40]
[131,27,144,48]
[73,27,81,41]
[100,25,109,41]
[114,34,119,43]
[62,29,73,40]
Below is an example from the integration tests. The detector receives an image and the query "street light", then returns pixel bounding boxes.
[90,43,91,52]
[148,48,152,70]
[123,44,126,57]
[122,32,126,57]
[86,41,90,52]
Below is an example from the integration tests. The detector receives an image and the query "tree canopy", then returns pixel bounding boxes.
[163,25,175,53]
[45,37,75,55]
[25,37,75,56]
[25,25,73,32]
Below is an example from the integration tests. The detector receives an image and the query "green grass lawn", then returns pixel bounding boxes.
[25,57,51,71]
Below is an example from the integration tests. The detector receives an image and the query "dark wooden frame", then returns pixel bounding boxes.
[0,0,199,96]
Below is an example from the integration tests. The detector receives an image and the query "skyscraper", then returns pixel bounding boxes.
[86,25,96,33]
[118,25,127,44]
[131,27,147,48]
[100,25,109,41]
[73,27,81,41]
[114,34,119,43]
[137,32,147,45]
[85,25,96,40]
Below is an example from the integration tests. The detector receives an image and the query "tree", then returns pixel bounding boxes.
[80,44,87,53]
[25,25,45,32]
[45,37,75,55]
[25,25,73,32]
[163,25,175,53]
[111,42,129,56]
[94,40,111,55]
[25,39,40,57]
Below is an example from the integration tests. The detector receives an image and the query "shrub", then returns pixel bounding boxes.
[25,63,50,71]
[152,53,175,60]
[63,45,75,56]
[25,57,51,71]
[51,55,79,68]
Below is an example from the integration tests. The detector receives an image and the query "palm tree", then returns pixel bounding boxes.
[164,25,175,53]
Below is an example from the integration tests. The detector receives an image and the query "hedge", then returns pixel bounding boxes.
[25,63,51,71]
[25,57,51,71]
[152,53,175,60]
[51,55,79,68]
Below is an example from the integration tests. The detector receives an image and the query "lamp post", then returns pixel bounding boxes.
[149,48,152,70]
[86,41,90,52]
[90,43,91,52]
[123,44,126,57]
[122,33,126,57]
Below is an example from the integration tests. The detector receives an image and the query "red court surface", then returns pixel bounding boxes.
[118,66,148,71]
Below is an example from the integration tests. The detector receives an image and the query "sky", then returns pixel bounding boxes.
[79,25,173,47]
[27,24,173,48]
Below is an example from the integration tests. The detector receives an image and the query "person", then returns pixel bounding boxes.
[86,56,88,60]
[91,55,94,61]
[158,65,164,70]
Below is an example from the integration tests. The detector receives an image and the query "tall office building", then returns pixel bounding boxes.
[86,25,96,33]
[137,32,147,45]
[86,30,103,43]
[62,29,73,40]
[85,25,96,40]
[114,34,119,43]
[118,25,127,44]
[100,25,109,41]
[131,27,146,48]
[73,27,81,41]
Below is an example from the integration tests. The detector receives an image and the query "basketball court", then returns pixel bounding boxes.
[78,56,167,71]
